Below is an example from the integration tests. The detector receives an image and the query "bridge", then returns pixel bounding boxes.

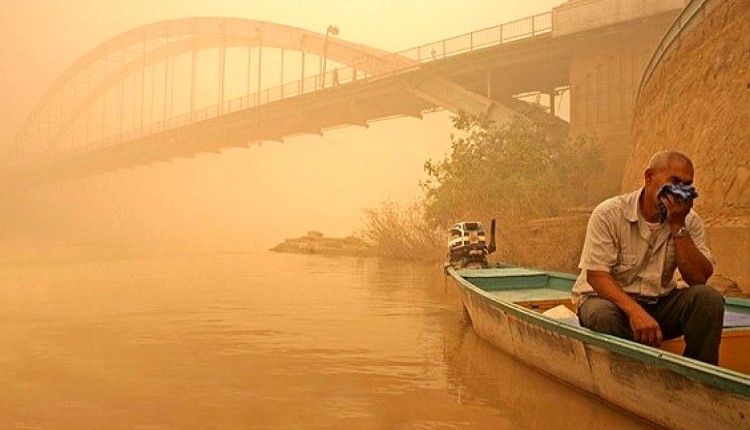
[3,0,688,199]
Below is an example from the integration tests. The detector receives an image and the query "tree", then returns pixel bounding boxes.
[421,113,599,227]
[361,113,600,262]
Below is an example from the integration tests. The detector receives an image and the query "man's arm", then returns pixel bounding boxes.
[671,231,713,284]
[663,196,714,284]
[586,270,663,346]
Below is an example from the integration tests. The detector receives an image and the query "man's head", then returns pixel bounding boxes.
[644,150,694,188]
[642,150,695,216]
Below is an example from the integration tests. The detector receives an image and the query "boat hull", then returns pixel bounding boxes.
[449,268,750,430]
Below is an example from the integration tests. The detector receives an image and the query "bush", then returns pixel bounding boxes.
[360,200,445,261]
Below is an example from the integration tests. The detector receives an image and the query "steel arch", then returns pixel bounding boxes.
[13,17,401,163]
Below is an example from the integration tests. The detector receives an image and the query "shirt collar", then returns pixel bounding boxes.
[625,188,643,223]
[628,187,670,248]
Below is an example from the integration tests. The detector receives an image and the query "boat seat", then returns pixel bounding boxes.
[724,311,750,328]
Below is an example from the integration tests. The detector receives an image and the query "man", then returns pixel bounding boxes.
[573,150,724,364]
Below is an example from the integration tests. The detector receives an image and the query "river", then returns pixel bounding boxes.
[0,246,656,429]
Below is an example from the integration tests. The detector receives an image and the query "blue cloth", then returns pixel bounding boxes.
[658,184,698,222]
[659,184,698,201]
[724,311,750,328]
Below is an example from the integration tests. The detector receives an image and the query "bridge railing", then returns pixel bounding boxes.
[207,13,551,124]
[54,12,553,161]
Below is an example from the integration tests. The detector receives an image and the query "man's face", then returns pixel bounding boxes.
[645,159,695,203]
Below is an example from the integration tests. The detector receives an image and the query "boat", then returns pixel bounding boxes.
[446,264,750,430]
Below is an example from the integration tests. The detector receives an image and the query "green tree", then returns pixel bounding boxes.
[421,113,599,227]
[362,112,600,261]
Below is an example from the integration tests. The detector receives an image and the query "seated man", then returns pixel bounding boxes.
[572,150,724,364]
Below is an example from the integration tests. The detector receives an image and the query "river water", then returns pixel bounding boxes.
[0,247,656,429]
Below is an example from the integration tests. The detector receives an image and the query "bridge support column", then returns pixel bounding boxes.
[280,48,285,98]
[190,36,197,121]
[218,21,226,114]
[119,50,125,140]
[85,71,91,148]
[101,57,107,145]
[486,69,492,99]
[257,46,263,103]
[163,29,170,130]
[300,51,305,93]
[548,88,555,117]
[140,32,146,136]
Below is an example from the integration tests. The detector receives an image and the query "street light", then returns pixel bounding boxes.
[321,24,339,89]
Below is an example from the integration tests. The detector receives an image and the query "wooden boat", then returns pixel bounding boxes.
[446,265,750,430]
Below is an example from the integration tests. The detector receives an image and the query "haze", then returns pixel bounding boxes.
[0,0,562,250]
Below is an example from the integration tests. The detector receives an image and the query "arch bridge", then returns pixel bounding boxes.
[6,13,562,184]
[6,0,684,195]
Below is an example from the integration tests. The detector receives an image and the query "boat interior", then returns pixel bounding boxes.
[461,267,750,375]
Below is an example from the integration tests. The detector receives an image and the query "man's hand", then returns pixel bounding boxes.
[587,270,664,347]
[660,194,714,285]
[661,194,692,228]
[627,308,663,347]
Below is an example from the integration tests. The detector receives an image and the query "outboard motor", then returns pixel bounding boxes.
[488,219,496,255]
[447,219,497,269]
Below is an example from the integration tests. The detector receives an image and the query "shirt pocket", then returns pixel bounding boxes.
[612,253,637,276]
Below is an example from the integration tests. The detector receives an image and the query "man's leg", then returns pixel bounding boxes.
[578,296,633,340]
[653,285,724,365]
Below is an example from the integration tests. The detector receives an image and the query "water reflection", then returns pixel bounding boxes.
[0,248,656,429]
[442,318,658,429]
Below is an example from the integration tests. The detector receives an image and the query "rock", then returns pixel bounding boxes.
[270,232,374,257]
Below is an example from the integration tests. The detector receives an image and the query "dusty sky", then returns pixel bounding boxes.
[0,0,564,249]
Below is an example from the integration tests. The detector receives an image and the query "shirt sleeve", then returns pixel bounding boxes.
[687,212,715,264]
[578,205,618,272]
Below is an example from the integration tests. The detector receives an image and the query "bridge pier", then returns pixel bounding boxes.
[562,8,678,201]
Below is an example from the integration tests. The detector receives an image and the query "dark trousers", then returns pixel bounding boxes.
[578,285,725,365]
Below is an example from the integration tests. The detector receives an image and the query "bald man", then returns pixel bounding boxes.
[572,150,724,364]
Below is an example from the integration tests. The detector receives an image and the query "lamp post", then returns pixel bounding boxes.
[320,24,339,89]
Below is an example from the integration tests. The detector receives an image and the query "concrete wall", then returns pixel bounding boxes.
[562,10,674,203]
[624,0,750,207]
[552,0,687,37]
[706,222,750,293]
[625,0,750,293]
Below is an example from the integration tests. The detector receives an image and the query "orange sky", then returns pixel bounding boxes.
[0,0,565,249]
